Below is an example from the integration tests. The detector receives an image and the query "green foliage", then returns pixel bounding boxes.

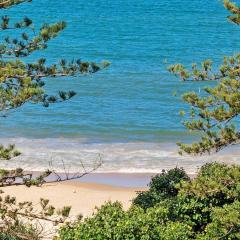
[59,201,193,240]
[2,223,39,240]
[0,144,20,160]
[133,167,190,209]
[179,163,240,203]
[58,163,240,240]
[168,0,240,155]
[200,201,240,239]
[0,233,17,240]
[165,163,240,233]
[0,192,72,239]
[0,168,54,187]
[224,0,240,25]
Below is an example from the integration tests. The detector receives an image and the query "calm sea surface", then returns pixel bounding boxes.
[1,0,240,173]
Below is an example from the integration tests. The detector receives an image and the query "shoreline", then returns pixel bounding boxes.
[56,172,197,187]
[0,137,239,189]
[75,172,154,187]
[1,137,240,177]
[17,171,197,188]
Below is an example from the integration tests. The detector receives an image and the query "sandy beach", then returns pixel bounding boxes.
[2,181,147,217]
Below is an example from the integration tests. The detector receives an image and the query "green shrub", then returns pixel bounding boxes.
[0,233,17,240]
[173,163,240,231]
[58,163,240,240]
[179,162,240,205]
[195,200,240,240]
[133,167,190,209]
[59,202,193,240]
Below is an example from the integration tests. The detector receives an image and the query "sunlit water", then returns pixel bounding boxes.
[1,0,240,173]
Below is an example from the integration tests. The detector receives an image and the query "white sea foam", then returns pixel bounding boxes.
[0,137,240,174]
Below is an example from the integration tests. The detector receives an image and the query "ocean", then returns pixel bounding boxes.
[1,0,240,173]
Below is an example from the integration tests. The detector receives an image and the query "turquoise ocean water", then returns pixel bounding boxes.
[1,0,240,173]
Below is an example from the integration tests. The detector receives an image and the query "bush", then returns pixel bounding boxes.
[0,234,17,240]
[173,162,240,231]
[59,202,193,240]
[179,162,240,205]
[133,167,190,209]
[58,163,240,240]
[199,200,240,239]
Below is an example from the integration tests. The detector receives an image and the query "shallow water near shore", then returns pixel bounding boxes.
[0,138,240,176]
[1,0,240,173]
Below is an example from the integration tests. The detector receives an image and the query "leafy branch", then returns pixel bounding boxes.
[169,1,240,155]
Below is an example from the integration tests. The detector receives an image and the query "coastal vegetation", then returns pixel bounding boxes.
[0,0,240,239]
[59,162,240,239]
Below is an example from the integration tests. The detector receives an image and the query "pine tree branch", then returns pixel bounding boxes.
[0,0,31,9]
